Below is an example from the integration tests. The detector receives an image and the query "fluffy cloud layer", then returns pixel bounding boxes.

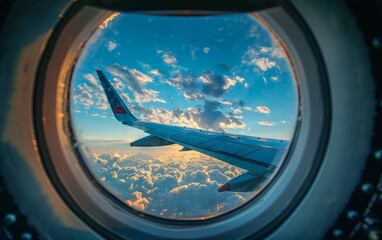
[89,151,253,218]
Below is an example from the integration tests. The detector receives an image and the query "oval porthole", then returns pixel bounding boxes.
[69,11,299,220]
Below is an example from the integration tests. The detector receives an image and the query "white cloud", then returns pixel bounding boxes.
[254,46,286,59]
[262,76,268,86]
[84,73,98,86]
[223,76,237,90]
[126,191,149,211]
[72,74,110,112]
[183,92,205,100]
[91,113,108,118]
[271,47,286,58]
[260,47,270,53]
[99,12,120,29]
[87,151,253,218]
[241,46,286,72]
[112,77,125,90]
[162,53,177,65]
[257,121,277,126]
[254,58,276,71]
[203,47,210,54]
[223,75,247,88]
[130,100,247,132]
[150,69,164,76]
[136,89,166,104]
[235,76,245,83]
[128,69,153,84]
[233,109,242,115]
[106,41,117,52]
[199,75,211,84]
[255,106,271,114]
[120,92,133,103]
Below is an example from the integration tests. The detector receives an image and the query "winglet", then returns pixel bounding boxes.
[96,70,137,123]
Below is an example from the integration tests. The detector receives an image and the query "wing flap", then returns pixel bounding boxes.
[218,172,268,192]
[131,135,174,147]
[180,147,192,151]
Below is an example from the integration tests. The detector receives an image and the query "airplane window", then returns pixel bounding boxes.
[69,12,298,219]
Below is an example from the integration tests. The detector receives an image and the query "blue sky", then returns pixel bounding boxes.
[70,12,298,218]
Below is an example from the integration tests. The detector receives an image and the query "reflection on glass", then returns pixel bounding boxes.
[70,12,298,219]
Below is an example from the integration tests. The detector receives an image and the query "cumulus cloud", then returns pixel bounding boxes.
[199,101,246,131]
[163,70,249,131]
[128,100,246,132]
[199,71,237,97]
[254,58,276,71]
[126,191,150,211]
[242,46,286,72]
[84,73,98,86]
[106,41,117,52]
[255,106,271,114]
[88,151,253,218]
[163,53,177,64]
[107,64,165,103]
[72,73,109,111]
[257,121,277,127]
[157,50,177,65]
[166,73,197,91]
[259,46,286,58]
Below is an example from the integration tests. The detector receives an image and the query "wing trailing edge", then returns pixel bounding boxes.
[180,147,192,151]
[218,172,268,192]
[131,135,174,147]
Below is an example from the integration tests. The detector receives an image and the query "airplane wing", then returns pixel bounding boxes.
[96,70,288,192]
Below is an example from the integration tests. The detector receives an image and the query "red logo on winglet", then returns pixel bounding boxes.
[115,105,124,114]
